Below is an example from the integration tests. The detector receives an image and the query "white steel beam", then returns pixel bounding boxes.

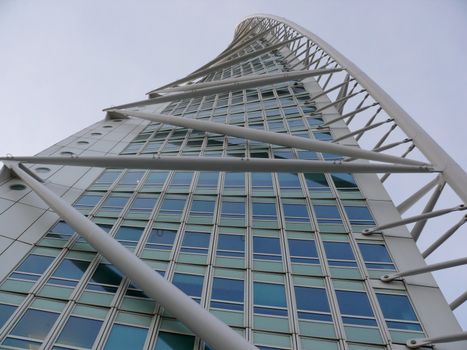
[0,155,435,174]
[3,160,258,350]
[106,68,343,111]
[422,215,467,258]
[406,331,467,349]
[381,256,467,282]
[450,291,467,310]
[397,175,442,214]
[109,109,428,167]
[362,204,467,235]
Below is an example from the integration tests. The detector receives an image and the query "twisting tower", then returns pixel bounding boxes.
[0,14,466,350]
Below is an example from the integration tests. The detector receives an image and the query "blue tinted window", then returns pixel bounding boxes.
[181,231,210,255]
[253,237,281,261]
[336,290,376,326]
[323,242,357,267]
[52,259,89,280]
[197,172,219,188]
[75,195,102,207]
[376,294,418,321]
[254,282,287,316]
[172,273,204,302]
[56,316,102,348]
[344,206,375,225]
[0,304,16,328]
[224,172,244,188]
[295,286,332,322]
[304,173,329,190]
[86,264,122,293]
[252,202,276,220]
[221,201,245,219]
[17,254,54,275]
[145,171,169,186]
[101,195,130,212]
[104,324,148,350]
[217,234,244,258]
[119,171,145,185]
[171,172,193,186]
[129,197,157,212]
[9,309,59,340]
[211,278,244,311]
[251,173,273,188]
[115,226,144,247]
[278,173,301,189]
[331,173,357,189]
[154,331,194,350]
[288,239,319,264]
[190,200,215,216]
[358,243,395,270]
[159,198,185,214]
[283,203,309,222]
[47,221,75,239]
[146,229,176,250]
[95,170,121,184]
[313,204,342,224]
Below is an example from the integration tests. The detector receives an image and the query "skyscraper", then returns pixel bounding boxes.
[0,13,465,350]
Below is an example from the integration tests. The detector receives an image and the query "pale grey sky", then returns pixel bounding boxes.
[1,0,466,327]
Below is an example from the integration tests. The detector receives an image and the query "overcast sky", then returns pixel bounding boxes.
[1,0,466,328]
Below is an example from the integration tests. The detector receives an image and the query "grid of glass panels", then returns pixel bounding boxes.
[0,28,424,350]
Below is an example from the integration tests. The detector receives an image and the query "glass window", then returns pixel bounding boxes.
[144,171,169,187]
[47,221,75,240]
[128,196,157,215]
[297,150,319,160]
[252,202,277,221]
[221,200,245,220]
[11,254,54,282]
[358,243,395,270]
[254,282,287,316]
[95,170,121,185]
[100,195,130,213]
[224,172,245,189]
[197,172,219,189]
[376,293,422,331]
[335,290,377,326]
[295,286,332,321]
[154,331,194,350]
[331,173,358,190]
[251,173,273,189]
[253,237,282,261]
[146,229,176,251]
[118,171,145,186]
[56,316,102,348]
[86,264,123,293]
[172,273,204,303]
[344,206,375,225]
[288,239,319,264]
[104,324,148,350]
[303,173,329,191]
[217,234,244,258]
[277,173,301,189]
[189,200,215,218]
[74,194,102,211]
[170,172,193,187]
[314,131,332,141]
[6,309,59,346]
[180,231,210,255]
[159,198,186,215]
[283,203,309,222]
[313,204,342,224]
[0,303,16,329]
[210,277,244,311]
[323,242,357,267]
[48,259,89,287]
[115,226,144,247]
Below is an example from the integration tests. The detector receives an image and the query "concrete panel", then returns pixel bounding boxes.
[0,240,33,281]
[0,203,45,240]
[0,236,14,254]
[19,211,59,245]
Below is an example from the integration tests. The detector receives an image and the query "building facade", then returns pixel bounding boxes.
[0,15,465,350]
